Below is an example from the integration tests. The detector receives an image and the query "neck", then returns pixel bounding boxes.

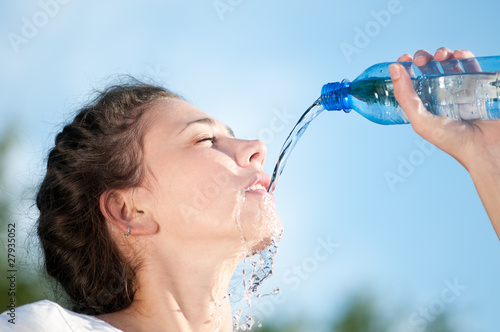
[102,240,243,332]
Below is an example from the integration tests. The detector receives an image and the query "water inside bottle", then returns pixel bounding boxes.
[267,99,325,192]
[350,72,500,121]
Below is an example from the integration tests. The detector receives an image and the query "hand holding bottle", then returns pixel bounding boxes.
[390,47,500,240]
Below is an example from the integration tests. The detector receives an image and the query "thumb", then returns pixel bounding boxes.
[389,63,441,142]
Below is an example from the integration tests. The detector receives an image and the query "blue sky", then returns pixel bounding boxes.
[1,0,499,331]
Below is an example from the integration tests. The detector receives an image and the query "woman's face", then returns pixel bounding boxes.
[140,99,282,254]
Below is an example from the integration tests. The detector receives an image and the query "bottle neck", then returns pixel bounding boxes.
[320,79,351,112]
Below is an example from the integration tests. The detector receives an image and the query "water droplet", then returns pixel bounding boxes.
[233,308,243,331]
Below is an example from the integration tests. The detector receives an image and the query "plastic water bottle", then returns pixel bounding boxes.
[320,56,500,124]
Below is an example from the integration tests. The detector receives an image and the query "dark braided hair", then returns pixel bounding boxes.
[36,78,182,315]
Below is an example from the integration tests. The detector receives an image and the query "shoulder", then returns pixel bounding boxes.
[0,300,123,332]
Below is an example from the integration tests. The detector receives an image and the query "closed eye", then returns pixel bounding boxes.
[196,136,216,144]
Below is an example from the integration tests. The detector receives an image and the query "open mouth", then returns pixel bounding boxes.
[244,184,268,192]
[244,172,272,194]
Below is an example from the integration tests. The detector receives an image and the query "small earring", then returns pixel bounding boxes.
[124,226,131,237]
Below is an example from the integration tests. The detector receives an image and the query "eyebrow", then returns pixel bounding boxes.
[179,117,235,137]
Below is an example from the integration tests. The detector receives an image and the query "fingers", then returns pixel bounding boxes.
[434,47,480,73]
[454,49,481,72]
[397,53,413,62]
[433,47,454,61]
[431,47,463,73]
[389,63,437,139]
[454,49,475,59]
[396,53,416,77]
[413,49,441,74]
[407,47,479,74]
[413,49,434,66]
[389,64,425,124]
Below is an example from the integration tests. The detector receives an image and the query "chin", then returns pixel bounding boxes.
[246,219,284,256]
[248,236,274,255]
[236,189,283,255]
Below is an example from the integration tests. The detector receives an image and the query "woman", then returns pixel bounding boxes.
[4,77,283,332]
[2,47,499,331]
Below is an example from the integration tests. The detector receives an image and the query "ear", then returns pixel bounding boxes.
[100,189,159,236]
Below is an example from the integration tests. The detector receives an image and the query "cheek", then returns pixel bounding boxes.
[154,162,243,239]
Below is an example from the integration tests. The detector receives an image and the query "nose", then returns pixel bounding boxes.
[233,139,267,168]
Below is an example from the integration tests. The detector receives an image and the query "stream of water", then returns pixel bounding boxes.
[268,99,325,192]
[229,97,326,330]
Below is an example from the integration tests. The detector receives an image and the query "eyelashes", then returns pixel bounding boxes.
[196,136,216,144]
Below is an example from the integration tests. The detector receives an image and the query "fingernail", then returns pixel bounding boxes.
[389,63,401,80]
[414,53,423,60]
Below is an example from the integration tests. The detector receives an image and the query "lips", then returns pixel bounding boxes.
[244,172,271,193]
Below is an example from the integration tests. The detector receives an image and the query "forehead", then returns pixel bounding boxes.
[147,99,209,129]
[144,99,232,137]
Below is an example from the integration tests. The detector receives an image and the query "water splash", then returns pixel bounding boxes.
[233,310,256,331]
[232,189,282,330]
[248,238,280,297]
[233,308,243,331]
[230,97,326,330]
[268,99,325,192]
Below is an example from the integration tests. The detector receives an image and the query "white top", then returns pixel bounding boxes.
[0,300,122,331]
